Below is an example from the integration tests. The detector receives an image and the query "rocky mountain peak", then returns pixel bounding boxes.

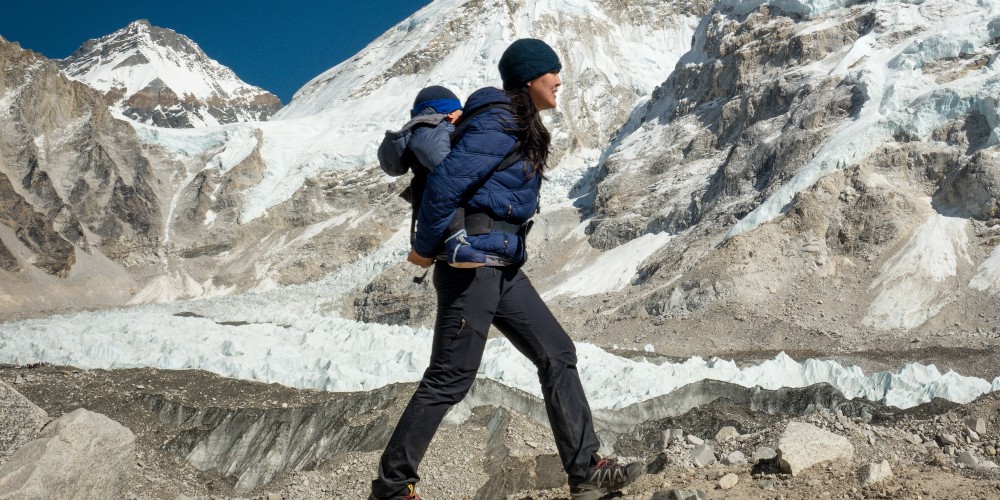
[58,20,281,128]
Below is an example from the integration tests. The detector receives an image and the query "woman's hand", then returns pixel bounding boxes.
[407,249,434,268]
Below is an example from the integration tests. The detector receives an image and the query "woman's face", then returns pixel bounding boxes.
[527,71,561,111]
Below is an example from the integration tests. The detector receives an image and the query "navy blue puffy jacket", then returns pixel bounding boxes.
[413,87,540,263]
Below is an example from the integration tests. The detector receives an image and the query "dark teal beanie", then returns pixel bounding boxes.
[498,38,562,90]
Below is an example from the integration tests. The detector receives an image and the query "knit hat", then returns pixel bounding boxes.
[498,38,562,90]
[411,85,462,117]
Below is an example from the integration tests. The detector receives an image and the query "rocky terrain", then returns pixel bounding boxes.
[1,363,999,499]
[2,0,1000,498]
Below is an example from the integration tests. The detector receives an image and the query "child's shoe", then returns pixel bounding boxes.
[444,229,486,268]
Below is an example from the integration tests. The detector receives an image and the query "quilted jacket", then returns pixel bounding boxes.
[412,87,540,263]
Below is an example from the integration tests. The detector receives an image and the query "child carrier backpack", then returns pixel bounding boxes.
[377,113,448,177]
[379,104,523,244]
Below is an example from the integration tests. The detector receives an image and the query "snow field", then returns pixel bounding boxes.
[1,303,997,410]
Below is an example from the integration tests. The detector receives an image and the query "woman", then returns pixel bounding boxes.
[370,39,641,500]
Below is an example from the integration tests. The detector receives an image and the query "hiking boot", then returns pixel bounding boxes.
[569,457,643,500]
[368,483,420,500]
[444,229,486,268]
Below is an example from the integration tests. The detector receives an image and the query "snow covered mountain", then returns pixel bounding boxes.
[59,20,281,128]
[89,0,707,306]
[2,0,999,345]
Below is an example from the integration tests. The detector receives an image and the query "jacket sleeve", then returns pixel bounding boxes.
[411,113,517,257]
[408,123,452,170]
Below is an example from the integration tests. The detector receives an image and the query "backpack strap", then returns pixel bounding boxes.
[449,102,523,201]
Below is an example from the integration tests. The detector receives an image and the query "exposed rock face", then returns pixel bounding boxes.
[474,407,565,500]
[0,39,163,276]
[0,408,135,500]
[146,384,409,492]
[934,150,1000,220]
[59,20,281,128]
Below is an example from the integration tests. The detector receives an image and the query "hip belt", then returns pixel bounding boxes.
[464,211,531,236]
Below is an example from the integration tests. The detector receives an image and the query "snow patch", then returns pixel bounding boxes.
[969,244,1000,294]
[863,211,970,330]
[542,232,672,299]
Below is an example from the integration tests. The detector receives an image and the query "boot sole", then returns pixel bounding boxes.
[570,490,607,500]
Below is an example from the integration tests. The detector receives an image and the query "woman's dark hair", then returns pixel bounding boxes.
[506,88,549,179]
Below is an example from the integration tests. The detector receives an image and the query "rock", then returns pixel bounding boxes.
[0,408,135,499]
[0,380,48,466]
[859,459,892,486]
[938,433,958,446]
[979,460,998,469]
[663,429,683,448]
[987,446,997,456]
[932,150,1000,221]
[715,426,739,442]
[753,446,777,461]
[723,451,747,465]
[265,494,282,500]
[691,444,716,467]
[923,440,939,449]
[964,416,987,435]
[719,473,739,489]
[652,488,708,500]
[905,433,923,446]
[777,422,854,476]
[647,452,670,474]
[957,451,979,466]
[687,434,705,446]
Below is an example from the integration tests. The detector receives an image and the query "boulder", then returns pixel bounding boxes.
[723,450,747,465]
[691,444,716,467]
[777,422,854,476]
[652,488,708,500]
[753,446,777,461]
[964,416,987,435]
[687,434,704,445]
[663,428,684,447]
[715,426,739,442]
[0,408,135,499]
[0,380,48,466]
[858,459,892,486]
[719,473,739,489]
[938,433,958,446]
[957,451,979,467]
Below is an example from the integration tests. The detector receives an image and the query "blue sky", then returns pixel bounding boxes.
[1,1,433,103]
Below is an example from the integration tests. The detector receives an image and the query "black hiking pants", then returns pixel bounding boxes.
[371,264,601,498]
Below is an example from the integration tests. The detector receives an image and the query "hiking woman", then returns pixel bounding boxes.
[370,38,641,500]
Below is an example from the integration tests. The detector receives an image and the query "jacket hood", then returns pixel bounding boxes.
[463,87,511,113]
